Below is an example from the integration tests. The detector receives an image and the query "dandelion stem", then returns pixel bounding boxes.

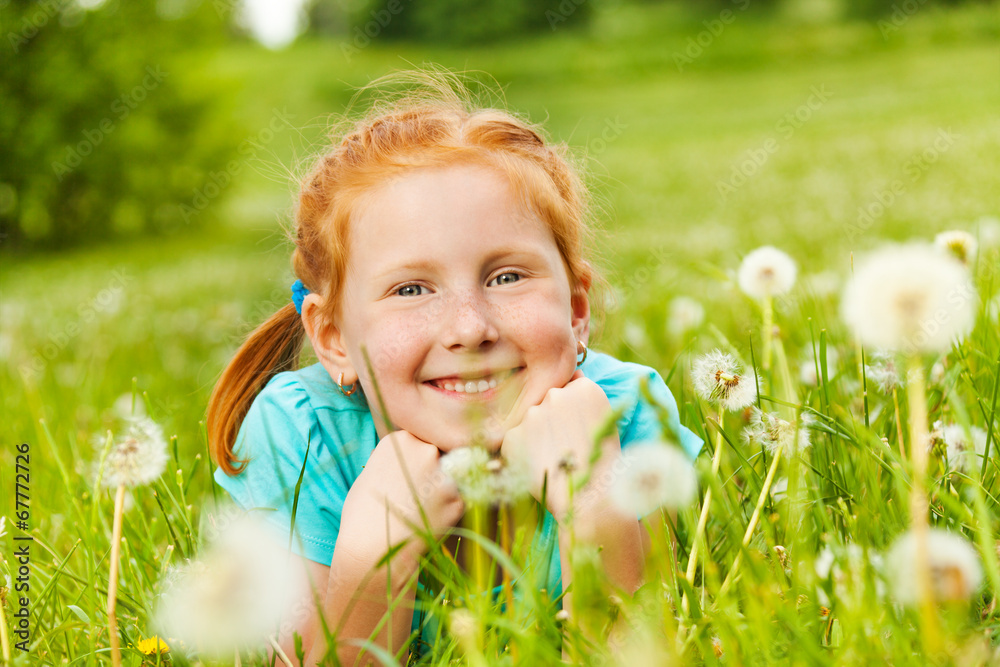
[787,409,804,586]
[468,502,489,596]
[892,387,906,459]
[857,344,871,430]
[773,333,796,421]
[108,483,126,667]
[719,447,783,597]
[268,634,294,667]
[905,358,942,654]
[762,295,774,371]
[499,502,519,663]
[683,422,725,611]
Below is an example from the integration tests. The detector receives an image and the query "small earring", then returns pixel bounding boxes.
[337,372,358,397]
[576,340,588,367]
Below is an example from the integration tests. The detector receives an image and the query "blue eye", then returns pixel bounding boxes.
[489,272,521,286]
[396,284,426,297]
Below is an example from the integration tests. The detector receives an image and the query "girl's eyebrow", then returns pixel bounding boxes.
[372,259,437,281]
[373,246,545,281]
[482,246,541,262]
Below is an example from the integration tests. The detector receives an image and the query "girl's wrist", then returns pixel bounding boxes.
[332,534,424,586]
[556,486,632,538]
[338,497,430,570]
[549,451,621,525]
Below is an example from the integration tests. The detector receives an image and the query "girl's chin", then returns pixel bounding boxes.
[419,421,506,454]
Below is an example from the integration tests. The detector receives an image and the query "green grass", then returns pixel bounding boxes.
[2,2,1000,664]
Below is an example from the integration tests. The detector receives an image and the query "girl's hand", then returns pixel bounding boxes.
[500,370,620,523]
[338,431,464,564]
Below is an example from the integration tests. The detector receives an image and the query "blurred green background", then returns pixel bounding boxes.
[2,0,998,491]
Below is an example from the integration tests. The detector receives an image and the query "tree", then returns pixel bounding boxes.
[0,0,244,250]
[334,0,594,46]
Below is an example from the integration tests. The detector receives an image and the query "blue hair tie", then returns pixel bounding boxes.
[291,279,310,314]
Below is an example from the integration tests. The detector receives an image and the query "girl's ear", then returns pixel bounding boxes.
[300,293,359,385]
[570,277,591,345]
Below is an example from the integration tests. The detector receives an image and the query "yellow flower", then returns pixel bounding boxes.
[135,636,170,655]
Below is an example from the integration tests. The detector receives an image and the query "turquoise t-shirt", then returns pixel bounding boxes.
[213,350,701,648]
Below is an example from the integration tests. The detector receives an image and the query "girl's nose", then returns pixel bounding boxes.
[441,291,499,351]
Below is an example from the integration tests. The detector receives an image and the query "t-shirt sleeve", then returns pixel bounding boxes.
[213,374,351,567]
[618,366,704,460]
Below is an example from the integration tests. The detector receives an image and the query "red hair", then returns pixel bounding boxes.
[208,73,598,474]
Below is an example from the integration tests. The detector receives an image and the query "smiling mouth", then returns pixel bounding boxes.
[426,368,520,395]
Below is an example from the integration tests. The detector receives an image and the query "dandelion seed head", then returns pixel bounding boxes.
[743,408,814,457]
[609,442,698,516]
[440,447,530,506]
[865,351,903,394]
[692,350,759,411]
[738,246,798,299]
[816,544,885,608]
[156,515,308,656]
[101,417,169,489]
[935,230,978,267]
[841,244,977,353]
[441,447,490,503]
[667,296,705,338]
[886,528,983,606]
[930,421,988,473]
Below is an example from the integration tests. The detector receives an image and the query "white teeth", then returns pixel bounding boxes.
[434,369,516,394]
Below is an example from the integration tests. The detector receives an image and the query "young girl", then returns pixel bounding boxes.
[208,75,702,665]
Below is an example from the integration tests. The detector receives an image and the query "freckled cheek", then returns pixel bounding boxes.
[358,316,431,384]
[496,296,577,357]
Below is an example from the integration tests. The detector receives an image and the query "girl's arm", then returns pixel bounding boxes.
[271,545,421,667]
[502,372,647,602]
[272,554,329,663]
[554,429,645,624]
[557,506,675,609]
[301,430,463,666]
[305,540,424,666]
[558,485,646,598]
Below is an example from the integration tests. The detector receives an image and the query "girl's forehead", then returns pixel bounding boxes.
[362,163,512,206]
[349,164,556,257]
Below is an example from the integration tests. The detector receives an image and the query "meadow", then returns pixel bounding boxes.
[2,2,1000,664]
